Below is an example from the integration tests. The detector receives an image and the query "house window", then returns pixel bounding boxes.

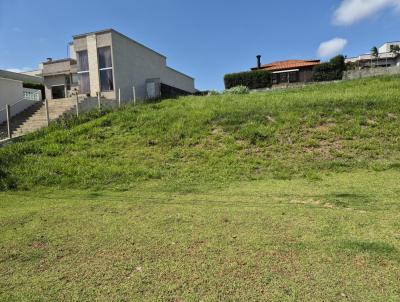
[72,74,79,85]
[279,72,288,83]
[77,50,90,94]
[272,74,279,84]
[288,71,298,82]
[66,75,71,90]
[98,47,114,91]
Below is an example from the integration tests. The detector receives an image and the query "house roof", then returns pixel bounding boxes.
[252,59,320,72]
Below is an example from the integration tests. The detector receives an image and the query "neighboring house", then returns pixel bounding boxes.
[21,65,44,77]
[251,57,320,86]
[0,71,42,124]
[0,69,43,85]
[42,29,195,101]
[345,41,400,68]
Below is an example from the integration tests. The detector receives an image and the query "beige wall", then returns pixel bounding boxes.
[87,34,100,97]
[43,60,72,76]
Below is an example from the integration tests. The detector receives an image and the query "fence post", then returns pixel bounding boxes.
[97,92,101,111]
[132,85,136,106]
[75,94,79,117]
[6,104,11,139]
[118,88,121,108]
[44,99,50,126]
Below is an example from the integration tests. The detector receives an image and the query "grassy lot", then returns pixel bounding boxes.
[1,171,400,301]
[1,76,400,300]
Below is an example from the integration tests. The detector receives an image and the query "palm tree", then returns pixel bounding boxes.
[371,46,379,68]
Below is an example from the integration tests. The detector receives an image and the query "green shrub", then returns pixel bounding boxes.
[223,86,249,95]
[207,90,220,96]
[224,70,272,90]
[23,82,45,99]
[313,55,346,82]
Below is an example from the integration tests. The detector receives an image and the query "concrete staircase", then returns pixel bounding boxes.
[0,98,80,139]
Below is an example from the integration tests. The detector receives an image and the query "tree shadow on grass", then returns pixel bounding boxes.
[324,192,373,208]
[340,240,398,260]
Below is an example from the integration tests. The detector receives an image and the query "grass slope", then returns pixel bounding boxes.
[1,76,400,191]
[1,76,400,301]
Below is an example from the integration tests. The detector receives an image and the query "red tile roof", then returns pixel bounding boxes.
[252,59,320,72]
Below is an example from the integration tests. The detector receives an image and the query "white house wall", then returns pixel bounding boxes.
[111,31,168,101]
[0,77,23,123]
[111,31,195,101]
[161,67,195,93]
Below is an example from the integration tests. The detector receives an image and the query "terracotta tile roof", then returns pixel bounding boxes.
[252,59,320,72]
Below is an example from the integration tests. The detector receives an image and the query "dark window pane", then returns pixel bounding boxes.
[66,76,71,90]
[289,72,298,82]
[72,74,79,85]
[100,69,114,91]
[79,73,90,94]
[77,51,89,72]
[272,74,278,84]
[98,47,112,69]
[279,73,288,83]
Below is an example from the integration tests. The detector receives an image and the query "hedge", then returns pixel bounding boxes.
[313,55,345,82]
[224,70,272,90]
[23,82,45,99]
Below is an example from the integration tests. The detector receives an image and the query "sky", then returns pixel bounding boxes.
[0,0,400,90]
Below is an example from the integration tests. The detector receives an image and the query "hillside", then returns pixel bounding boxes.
[1,76,400,191]
[1,76,400,301]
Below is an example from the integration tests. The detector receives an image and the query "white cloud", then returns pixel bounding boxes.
[317,38,348,58]
[334,0,400,25]
[6,67,32,73]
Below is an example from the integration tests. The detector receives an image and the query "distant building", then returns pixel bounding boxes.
[41,29,195,101]
[345,41,400,68]
[251,57,320,86]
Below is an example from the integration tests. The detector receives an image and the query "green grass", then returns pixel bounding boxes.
[1,76,400,300]
[1,172,400,301]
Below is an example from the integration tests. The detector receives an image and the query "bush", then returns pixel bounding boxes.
[224,70,272,90]
[23,82,45,99]
[313,55,346,82]
[207,90,220,96]
[223,86,249,95]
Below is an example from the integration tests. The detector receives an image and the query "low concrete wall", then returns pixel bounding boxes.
[343,66,400,80]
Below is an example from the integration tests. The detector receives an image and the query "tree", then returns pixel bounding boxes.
[371,46,379,68]
[312,55,346,82]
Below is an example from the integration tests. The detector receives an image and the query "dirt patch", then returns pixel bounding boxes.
[31,241,48,250]
[313,122,336,132]
[290,199,336,209]
[211,127,226,136]
[303,139,344,159]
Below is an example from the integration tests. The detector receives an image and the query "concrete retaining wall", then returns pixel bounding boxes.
[343,66,400,80]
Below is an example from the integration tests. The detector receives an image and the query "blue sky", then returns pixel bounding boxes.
[0,0,400,90]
